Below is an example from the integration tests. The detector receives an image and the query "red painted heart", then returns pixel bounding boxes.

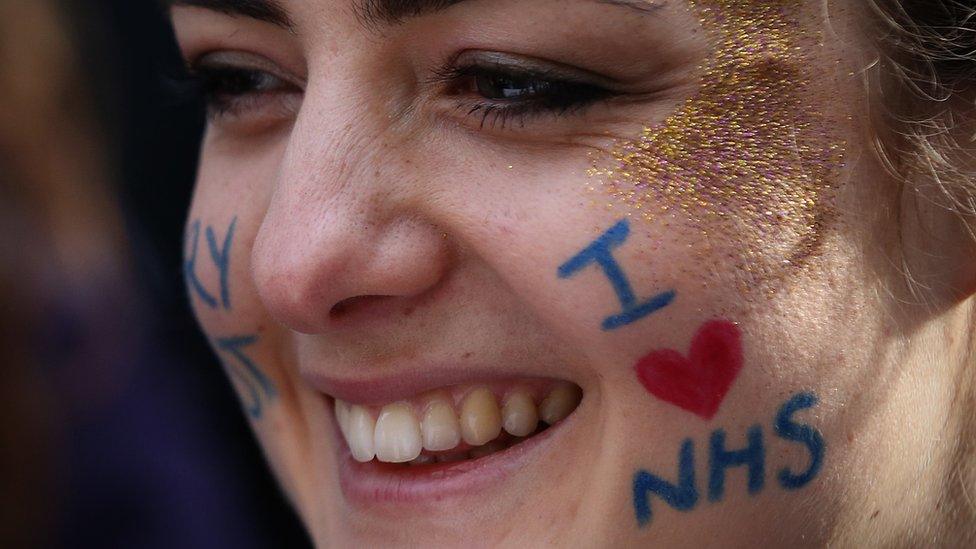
[634,319,743,420]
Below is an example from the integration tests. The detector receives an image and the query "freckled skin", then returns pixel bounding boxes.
[174,0,976,546]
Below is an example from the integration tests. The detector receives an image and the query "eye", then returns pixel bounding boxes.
[187,51,303,129]
[461,67,610,108]
[473,70,573,101]
[432,52,619,130]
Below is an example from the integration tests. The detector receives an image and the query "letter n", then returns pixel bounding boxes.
[632,439,698,528]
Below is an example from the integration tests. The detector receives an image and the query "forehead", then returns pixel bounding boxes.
[168,0,859,54]
[168,0,680,29]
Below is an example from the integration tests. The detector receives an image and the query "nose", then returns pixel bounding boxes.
[251,85,451,334]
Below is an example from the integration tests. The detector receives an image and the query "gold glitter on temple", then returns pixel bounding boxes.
[592,0,845,279]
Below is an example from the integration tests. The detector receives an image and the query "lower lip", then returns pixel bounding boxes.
[335,407,566,508]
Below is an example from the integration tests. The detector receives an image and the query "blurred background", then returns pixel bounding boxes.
[0,1,310,547]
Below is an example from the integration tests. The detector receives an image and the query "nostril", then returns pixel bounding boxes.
[330,295,395,319]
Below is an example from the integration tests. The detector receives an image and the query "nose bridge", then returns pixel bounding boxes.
[252,74,447,334]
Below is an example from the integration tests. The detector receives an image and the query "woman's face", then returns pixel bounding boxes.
[172,0,933,545]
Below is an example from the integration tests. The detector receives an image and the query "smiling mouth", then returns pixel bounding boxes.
[332,380,583,467]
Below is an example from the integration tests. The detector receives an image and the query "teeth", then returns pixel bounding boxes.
[421,397,462,451]
[334,399,350,436]
[334,382,582,464]
[373,402,423,463]
[539,382,583,425]
[502,390,539,437]
[459,388,503,446]
[346,405,377,462]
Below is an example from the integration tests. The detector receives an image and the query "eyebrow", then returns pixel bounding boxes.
[168,0,662,29]
[168,0,294,28]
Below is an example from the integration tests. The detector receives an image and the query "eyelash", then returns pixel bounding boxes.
[428,63,616,129]
[185,58,617,130]
[187,63,299,119]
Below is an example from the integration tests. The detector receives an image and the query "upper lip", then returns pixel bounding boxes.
[300,364,569,405]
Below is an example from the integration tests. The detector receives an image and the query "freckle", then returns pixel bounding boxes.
[462,352,473,359]
[402,306,415,317]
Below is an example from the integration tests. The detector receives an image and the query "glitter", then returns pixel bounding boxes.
[592,0,845,286]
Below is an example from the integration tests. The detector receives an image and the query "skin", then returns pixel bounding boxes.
[173,0,976,546]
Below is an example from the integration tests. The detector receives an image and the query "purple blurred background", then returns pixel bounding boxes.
[0,1,311,547]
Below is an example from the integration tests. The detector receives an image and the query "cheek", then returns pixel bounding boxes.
[590,0,850,295]
[558,0,862,430]
[183,142,285,418]
[534,192,863,451]
[185,135,281,330]
[183,210,266,335]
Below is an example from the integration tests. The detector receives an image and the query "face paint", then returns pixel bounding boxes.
[634,319,742,420]
[591,0,845,285]
[185,217,238,311]
[558,219,677,331]
[185,215,278,419]
[632,392,826,528]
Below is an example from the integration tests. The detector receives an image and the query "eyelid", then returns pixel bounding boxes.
[189,50,306,90]
[429,50,623,89]
[421,51,626,134]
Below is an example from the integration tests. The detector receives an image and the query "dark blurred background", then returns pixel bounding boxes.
[0,1,310,547]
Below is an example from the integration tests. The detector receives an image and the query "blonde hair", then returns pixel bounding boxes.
[865,0,976,224]
[864,1,976,543]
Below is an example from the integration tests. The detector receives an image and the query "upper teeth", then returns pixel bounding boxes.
[334,382,582,464]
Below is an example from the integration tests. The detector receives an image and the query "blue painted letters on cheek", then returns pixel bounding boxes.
[774,392,825,490]
[632,439,699,527]
[206,217,237,310]
[216,335,277,418]
[184,216,277,419]
[708,425,765,501]
[632,392,825,528]
[184,220,218,309]
[558,220,676,330]
[185,216,237,311]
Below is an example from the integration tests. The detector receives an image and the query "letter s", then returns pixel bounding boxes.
[774,392,825,490]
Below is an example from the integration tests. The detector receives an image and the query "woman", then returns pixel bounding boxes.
[169,0,976,545]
